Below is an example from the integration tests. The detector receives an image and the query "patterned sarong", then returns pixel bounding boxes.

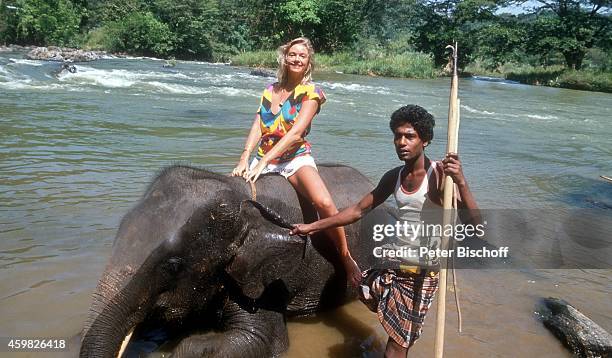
[358,269,439,347]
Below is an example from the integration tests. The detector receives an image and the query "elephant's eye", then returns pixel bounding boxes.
[164,257,183,273]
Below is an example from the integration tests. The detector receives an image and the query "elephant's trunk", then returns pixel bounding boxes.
[80,267,150,358]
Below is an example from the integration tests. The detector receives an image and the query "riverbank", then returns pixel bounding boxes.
[233,50,612,93]
[465,62,612,93]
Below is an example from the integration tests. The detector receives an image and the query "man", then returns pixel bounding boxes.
[291,104,481,357]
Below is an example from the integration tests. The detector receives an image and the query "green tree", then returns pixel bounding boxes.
[150,0,223,60]
[227,0,284,49]
[472,17,527,69]
[1,0,84,46]
[106,11,174,57]
[86,0,147,27]
[279,0,321,38]
[314,0,368,51]
[519,0,611,69]
[228,0,371,52]
[214,0,252,56]
[409,0,508,67]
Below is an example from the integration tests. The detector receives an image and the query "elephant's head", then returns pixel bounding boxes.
[226,200,308,301]
[80,168,306,357]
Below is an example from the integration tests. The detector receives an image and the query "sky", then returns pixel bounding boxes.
[496,0,541,15]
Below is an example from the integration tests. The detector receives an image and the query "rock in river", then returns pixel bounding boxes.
[537,297,612,357]
[25,46,105,62]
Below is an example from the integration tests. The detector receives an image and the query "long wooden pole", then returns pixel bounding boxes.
[434,42,460,358]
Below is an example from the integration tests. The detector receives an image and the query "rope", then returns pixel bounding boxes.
[249,181,257,201]
[227,173,257,200]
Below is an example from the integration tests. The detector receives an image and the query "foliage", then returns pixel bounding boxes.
[583,48,612,71]
[230,0,371,51]
[86,0,147,26]
[82,26,111,50]
[517,0,611,69]
[105,12,174,57]
[556,69,612,93]
[230,50,278,67]
[278,0,321,38]
[150,0,220,60]
[1,0,611,91]
[471,20,527,70]
[409,0,508,67]
[506,65,612,92]
[232,50,438,79]
[1,0,84,46]
[313,0,368,51]
[464,59,537,77]
[320,52,438,78]
[505,64,565,84]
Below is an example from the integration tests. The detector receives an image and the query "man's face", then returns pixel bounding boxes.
[393,122,428,162]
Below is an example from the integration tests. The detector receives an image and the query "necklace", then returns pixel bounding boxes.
[280,86,292,95]
[278,86,293,107]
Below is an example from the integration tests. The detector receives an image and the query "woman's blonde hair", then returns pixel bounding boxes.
[277,37,315,86]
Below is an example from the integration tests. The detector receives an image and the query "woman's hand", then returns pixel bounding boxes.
[245,159,267,183]
[231,157,249,177]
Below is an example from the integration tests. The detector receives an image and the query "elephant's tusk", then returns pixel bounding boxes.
[117,328,134,358]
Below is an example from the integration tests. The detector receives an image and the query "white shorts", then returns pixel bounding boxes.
[249,155,317,178]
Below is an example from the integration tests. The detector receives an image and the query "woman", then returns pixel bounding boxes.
[231,37,361,287]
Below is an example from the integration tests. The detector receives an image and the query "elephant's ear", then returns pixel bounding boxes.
[226,200,307,300]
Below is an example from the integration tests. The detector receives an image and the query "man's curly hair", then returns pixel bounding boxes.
[389,105,435,143]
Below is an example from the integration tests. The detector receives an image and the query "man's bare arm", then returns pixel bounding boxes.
[291,167,400,235]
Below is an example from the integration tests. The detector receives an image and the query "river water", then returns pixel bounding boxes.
[1,51,610,357]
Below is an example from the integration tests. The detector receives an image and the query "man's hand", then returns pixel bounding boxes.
[442,152,466,186]
[290,223,317,236]
[342,255,363,288]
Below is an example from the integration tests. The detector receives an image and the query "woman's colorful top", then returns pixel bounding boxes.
[256,82,326,163]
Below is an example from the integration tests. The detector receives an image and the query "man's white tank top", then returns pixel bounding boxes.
[378,162,442,268]
[394,162,437,219]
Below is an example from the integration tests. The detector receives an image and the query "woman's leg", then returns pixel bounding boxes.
[287,165,362,287]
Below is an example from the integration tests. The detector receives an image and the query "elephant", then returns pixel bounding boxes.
[80,164,391,357]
